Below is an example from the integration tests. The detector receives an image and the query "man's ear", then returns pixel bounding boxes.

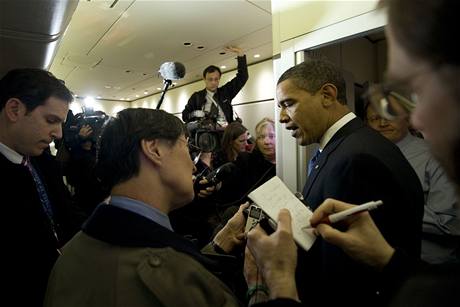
[140,139,163,166]
[320,83,338,107]
[3,98,25,122]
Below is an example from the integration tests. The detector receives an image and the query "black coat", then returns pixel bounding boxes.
[215,149,276,207]
[182,55,248,123]
[1,152,85,307]
[298,118,424,307]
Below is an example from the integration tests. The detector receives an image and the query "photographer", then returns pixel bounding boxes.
[65,109,109,215]
[182,46,248,127]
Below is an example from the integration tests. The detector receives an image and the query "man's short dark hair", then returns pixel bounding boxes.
[277,58,347,105]
[96,108,187,190]
[203,65,222,78]
[0,68,73,112]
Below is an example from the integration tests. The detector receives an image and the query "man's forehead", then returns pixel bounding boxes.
[205,72,220,78]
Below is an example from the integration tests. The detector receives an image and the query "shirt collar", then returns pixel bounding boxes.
[0,142,24,164]
[396,133,413,150]
[108,195,173,231]
[319,112,356,150]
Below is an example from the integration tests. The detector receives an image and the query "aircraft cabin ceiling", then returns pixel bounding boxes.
[49,0,272,102]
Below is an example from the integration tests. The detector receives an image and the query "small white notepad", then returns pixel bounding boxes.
[248,176,316,251]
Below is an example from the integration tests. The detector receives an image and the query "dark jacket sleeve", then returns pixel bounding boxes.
[182,91,201,122]
[219,55,249,101]
[216,55,249,123]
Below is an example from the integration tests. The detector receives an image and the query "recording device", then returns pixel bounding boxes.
[156,61,186,110]
[205,162,237,185]
[244,204,276,234]
[194,162,237,193]
[64,109,108,150]
[159,62,186,80]
[186,119,222,153]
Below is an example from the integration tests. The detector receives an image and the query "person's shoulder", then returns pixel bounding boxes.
[189,89,206,99]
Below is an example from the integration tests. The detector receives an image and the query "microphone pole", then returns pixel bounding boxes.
[156,79,172,110]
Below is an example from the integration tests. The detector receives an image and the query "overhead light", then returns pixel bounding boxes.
[114,86,121,90]
[96,96,102,99]
[120,97,125,100]
[156,87,162,90]
[220,65,226,69]
[172,82,177,85]
[254,54,261,58]
[144,90,148,94]
[135,94,140,98]
[83,96,95,108]
[104,85,112,89]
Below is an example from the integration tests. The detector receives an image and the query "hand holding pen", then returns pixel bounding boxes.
[310,198,394,271]
[310,200,383,227]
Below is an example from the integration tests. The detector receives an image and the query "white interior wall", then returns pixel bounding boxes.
[69,97,130,116]
[131,59,275,137]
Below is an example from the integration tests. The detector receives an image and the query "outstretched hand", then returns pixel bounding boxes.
[225,46,244,57]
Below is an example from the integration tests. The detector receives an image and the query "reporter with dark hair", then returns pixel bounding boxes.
[0,68,84,307]
[182,46,248,127]
[214,121,249,167]
[45,108,251,307]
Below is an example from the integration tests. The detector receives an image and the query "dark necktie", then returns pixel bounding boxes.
[22,157,61,252]
[209,101,219,119]
[307,149,321,176]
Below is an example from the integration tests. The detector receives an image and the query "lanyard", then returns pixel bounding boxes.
[23,157,62,255]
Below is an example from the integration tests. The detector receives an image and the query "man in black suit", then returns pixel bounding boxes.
[0,68,83,307]
[182,46,248,127]
[275,58,424,306]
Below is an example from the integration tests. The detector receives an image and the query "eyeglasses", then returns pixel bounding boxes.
[362,67,432,120]
[364,82,416,121]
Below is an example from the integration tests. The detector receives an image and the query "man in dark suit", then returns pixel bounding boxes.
[276,58,424,306]
[0,68,83,307]
[182,46,248,127]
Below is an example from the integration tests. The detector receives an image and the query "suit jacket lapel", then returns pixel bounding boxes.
[302,118,364,199]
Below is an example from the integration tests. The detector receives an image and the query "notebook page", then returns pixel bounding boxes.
[248,176,316,251]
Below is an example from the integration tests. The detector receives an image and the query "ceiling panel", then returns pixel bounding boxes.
[50,0,272,101]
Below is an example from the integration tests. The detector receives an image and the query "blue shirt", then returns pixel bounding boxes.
[108,195,173,231]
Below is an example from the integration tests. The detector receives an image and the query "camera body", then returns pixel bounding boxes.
[64,109,108,151]
[186,110,223,153]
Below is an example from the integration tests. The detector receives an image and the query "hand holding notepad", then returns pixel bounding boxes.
[248,176,316,251]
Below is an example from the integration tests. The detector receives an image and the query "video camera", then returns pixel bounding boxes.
[64,108,108,150]
[186,110,223,153]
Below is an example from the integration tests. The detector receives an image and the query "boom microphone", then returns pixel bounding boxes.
[159,62,186,80]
